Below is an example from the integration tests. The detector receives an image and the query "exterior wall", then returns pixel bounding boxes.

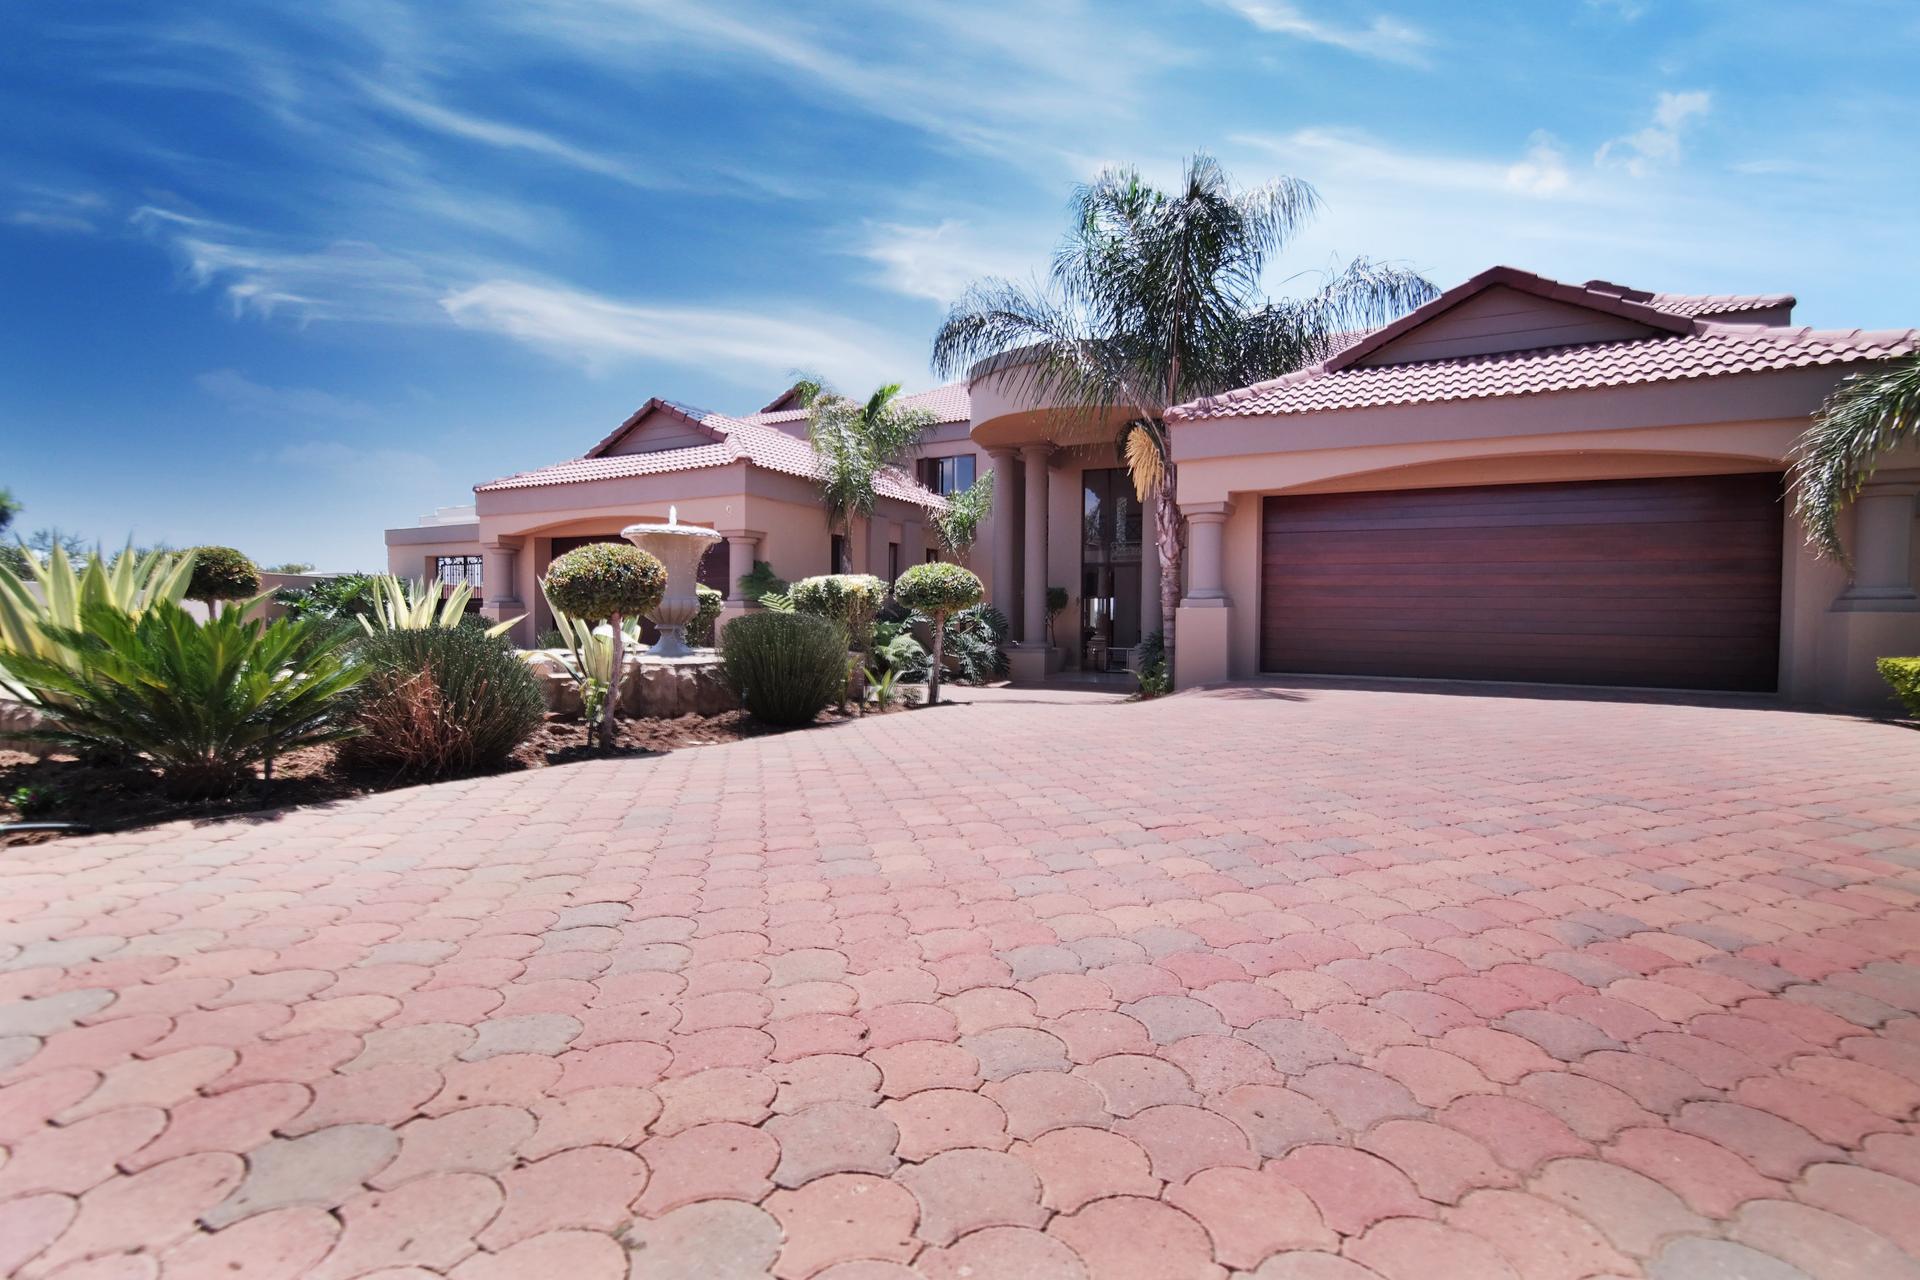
[1173,379,1920,708]
[906,419,996,599]
[383,523,482,586]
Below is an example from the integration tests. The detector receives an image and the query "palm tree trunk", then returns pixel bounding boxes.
[603,613,624,749]
[1153,474,1181,678]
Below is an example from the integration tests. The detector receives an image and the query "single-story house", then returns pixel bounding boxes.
[388,265,1920,708]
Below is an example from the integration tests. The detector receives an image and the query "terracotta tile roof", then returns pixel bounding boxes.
[741,381,971,428]
[1168,323,1920,421]
[1643,291,1795,319]
[476,398,944,507]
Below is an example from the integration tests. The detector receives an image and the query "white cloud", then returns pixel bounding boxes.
[1597,90,1712,175]
[356,81,657,189]
[440,279,924,388]
[853,220,1046,306]
[1211,1,1430,64]
[8,187,107,234]
[1239,128,1581,200]
[196,369,379,421]
[1505,131,1572,196]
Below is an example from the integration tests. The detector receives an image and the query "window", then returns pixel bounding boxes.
[918,454,977,496]
[888,542,900,582]
[436,555,483,588]
[830,533,847,573]
[925,547,940,563]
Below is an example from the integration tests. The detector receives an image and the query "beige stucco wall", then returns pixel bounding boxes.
[1170,376,1920,709]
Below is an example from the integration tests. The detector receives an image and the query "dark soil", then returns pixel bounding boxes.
[1,706,870,846]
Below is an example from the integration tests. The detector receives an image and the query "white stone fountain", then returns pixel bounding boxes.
[622,507,723,658]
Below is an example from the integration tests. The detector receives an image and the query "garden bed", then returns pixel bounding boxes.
[0,708,858,846]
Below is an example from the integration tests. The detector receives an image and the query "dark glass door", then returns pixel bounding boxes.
[1080,468,1143,670]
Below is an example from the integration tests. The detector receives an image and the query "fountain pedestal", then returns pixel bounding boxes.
[623,512,724,658]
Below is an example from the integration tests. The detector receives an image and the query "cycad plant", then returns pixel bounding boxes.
[0,600,364,796]
[932,153,1433,675]
[1792,354,1920,564]
[803,381,937,572]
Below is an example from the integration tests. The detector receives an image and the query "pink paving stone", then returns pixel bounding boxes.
[447,1230,630,1280]
[1435,1026,1558,1084]
[1166,1167,1337,1267]
[1291,1062,1425,1131]
[369,1107,531,1189]
[1861,1131,1920,1183]
[766,1173,920,1280]
[478,1146,649,1248]
[1046,1195,1226,1280]
[306,1172,503,1280]
[341,1023,474,1074]
[0,1106,166,1197]
[881,1087,1010,1160]
[0,1069,101,1142]
[1786,1053,1920,1117]
[652,1065,775,1132]
[868,1040,981,1096]
[1445,1188,1637,1280]
[764,1100,901,1186]
[1117,1103,1258,1183]
[1602,1125,1782,1217]
[1073,1053,1199,1116]
[1672,1100,1843,1180]
[1359,1118,1516,1203]
[287,1063,440,1134]
[521,1085,662,1159]
[1730,1198,1920,1280]
[770,1054,882,1113]
[1731,1074,1899,1145]
[126,1082,310,1171]
[1346,1217,1522,1280]
[1266,1144,1435,1236]
[633,1121,779,1215]
[157,1206,341,1280]
[1210,1083,1343,1158]
[1373,1045,1499,1107]
[57,1047,236,1121]
[1016,1126,1163,1211]
[421,1053,562,1114]
[0,1192,76,1277]
[33,1153,244,1274]
[916,1225,1092,1280]
[617,1200,782,1280]
[1511,1071,1656,1142]
[1795,1162,1920,1255]
[896,1148,1048,1245]
[553,1039,674,1092]
[20,1017,171,1076]
[984,1069,1112,1138]
[1528,1157,1709,1257]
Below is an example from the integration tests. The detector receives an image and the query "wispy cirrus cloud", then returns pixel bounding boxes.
[197,369,380,422]
[9,186,108,234]
[1210,1,1430,64]
[852,219,1050,306]
[1597,90,1713,176]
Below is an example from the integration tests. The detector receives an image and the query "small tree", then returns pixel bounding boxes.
[1044,586,1068,646]
[544,543,666,748]
[893,562,982,706]
[788,574,889,650]
[932,471,994,560]
[805,381,936,571]
[187,546,260,616]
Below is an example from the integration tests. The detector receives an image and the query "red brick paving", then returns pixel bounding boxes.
[1,683,1918,1277]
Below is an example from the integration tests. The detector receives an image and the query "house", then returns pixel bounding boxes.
[387,266,1920,707]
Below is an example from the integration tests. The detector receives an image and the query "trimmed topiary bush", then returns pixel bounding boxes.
[544,543,666,747]
[187,546,260,612]
[720,611,847,727]
[344,626,545,778]
[687,584,724,648]
[893,561,982,705]
[1879,657,1920,718]
[788,574,889,650]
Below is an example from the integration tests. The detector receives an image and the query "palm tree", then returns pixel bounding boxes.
[804,381,937,573]
[931,153,1434,674]
[1792,354,1920,565]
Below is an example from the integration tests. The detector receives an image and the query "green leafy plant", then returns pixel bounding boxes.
[804,381,937,571]
[0,599,365,797]
[0,544,196,706]
[186,546,261,612]
[933,153,1433,676]
[1793,355,1920,564]
[937,602,1010,687]
[8,784,61,819]
[720,611,848,727]
[343,626,545,778]
[893,562,983,705]
[788,574,889,650]
[360,574,520,638]
[932,471,994,559]
[1137,629,1165,672]
[1135,660,1172,699]
[864,666,907,712]
[263,561,316,575]
[737,561,792,611]
[533,628,566,650]
[686,584,724,647]
[1879,657,1920,718]
[543,544,666,747]
[274,573,379,625]
[1044,586,1069,646]
[870,627,930,682]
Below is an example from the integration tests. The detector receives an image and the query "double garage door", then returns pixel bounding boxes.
[1260,474,1784,692]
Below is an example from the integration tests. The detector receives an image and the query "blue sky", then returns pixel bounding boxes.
[3,1,1916,569]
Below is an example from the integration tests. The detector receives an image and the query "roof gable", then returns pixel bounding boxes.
[586,399,725,459]
[1328,266,1694,372]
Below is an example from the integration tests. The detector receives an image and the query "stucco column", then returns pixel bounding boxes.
[719,529,762,604]
[1021,446,1053,645]
[1140,510,1163,640]
[1837,481,1920,609]
[480,542,521,610]
[987,447,1020,616]
[1181,503,1232,606]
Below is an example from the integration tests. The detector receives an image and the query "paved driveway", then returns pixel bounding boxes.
[3,685,1919,1279]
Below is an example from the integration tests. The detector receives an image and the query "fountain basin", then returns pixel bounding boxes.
[623,513,723,658]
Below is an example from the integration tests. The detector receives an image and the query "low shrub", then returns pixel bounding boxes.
[737,560,790,609]
[0,599,364,797]
[187,546,261,610]
[894,562,982,705]
[1879,657,1920,718]
[545,543,666,747]
[686,584,724,647]
[275,574,379,624]
[939,603,1010,686]
[788,574,888,650]
[344,626,545,778]
[721,611,847,726]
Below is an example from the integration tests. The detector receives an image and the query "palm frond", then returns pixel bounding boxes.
[1791,354,1920,563]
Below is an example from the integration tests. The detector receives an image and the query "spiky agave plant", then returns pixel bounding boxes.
[359,574,522,638]
[0,543,196,704]
[1791,354,1920,566]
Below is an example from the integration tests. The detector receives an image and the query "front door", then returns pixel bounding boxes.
[1080,468,1143,670]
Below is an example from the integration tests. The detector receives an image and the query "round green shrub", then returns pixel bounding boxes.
[187,545,261,604]
[544,542,666,623]
[344,626,546,778]
[720,611,848,727]
[686,583,724,647]
[893,562,982,617]
[788,574,889,649]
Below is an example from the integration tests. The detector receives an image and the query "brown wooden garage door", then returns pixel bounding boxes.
[1260,474,1784,691]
